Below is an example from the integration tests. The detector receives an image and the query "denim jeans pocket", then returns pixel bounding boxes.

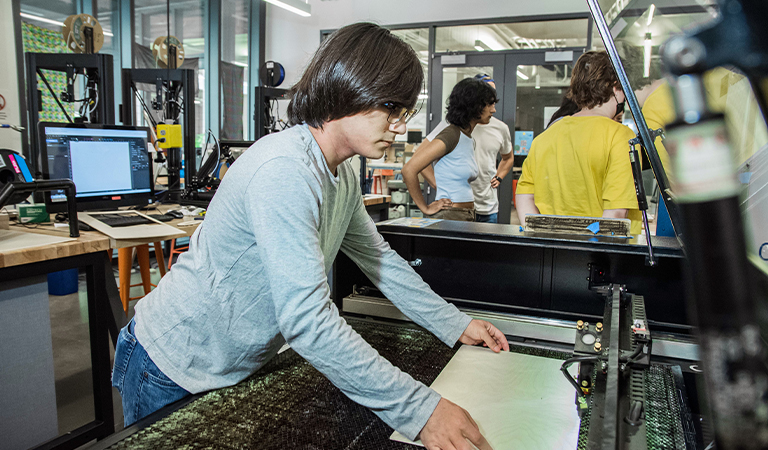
[112,325,137,392]
[143,358,182,388]
[135,353,190,422]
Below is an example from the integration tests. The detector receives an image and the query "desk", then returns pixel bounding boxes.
[96,205,202,311]
[0,226,118,450]
[363,194,391,222]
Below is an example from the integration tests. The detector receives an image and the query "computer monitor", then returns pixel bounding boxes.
[39,123,155,212]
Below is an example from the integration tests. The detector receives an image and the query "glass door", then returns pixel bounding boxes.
[430,51,581,223]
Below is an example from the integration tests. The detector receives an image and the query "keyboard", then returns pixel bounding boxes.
[89,213,175,227]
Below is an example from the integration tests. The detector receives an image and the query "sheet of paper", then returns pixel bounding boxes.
[380,217,442,228]
[0,230,74,252]
[391,345,580,449]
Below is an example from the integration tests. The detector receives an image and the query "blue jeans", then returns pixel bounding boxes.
[475,212,498,223]
[112,319,191,426]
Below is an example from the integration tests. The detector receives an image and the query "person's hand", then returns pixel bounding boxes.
[419,398,493,450]
[490,176,502,189]
[459,319,510,352]
[423,198,453,215]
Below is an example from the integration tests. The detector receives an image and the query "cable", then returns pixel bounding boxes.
[132,83,157,128]
[560,356,599,398]
[622,343,645,366]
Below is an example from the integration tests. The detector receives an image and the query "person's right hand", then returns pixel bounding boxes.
[419,398,493,450]
[422,198,453,216]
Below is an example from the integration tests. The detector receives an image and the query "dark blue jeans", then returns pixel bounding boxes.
[475,212,498,223]
[112,319,191,426]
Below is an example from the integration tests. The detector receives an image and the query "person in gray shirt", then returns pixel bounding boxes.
[111,22,509,450]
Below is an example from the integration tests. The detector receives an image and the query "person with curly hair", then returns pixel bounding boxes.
[402,78,498,221]
[515,51,642,233]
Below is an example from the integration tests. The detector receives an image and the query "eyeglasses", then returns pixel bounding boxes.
[383,102,421,124]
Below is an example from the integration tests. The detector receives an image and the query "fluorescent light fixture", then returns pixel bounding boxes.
[646,4,656,27]
[263,0,311,17]
[477,32,504,51]
[103,29,114,37]
[516,71,529,80]
[643,32,652,78]
[418,93,428,100]
[20,12,64,27]
[474,40,489,52]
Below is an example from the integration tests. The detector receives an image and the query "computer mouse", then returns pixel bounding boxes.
[166,210,184,219]
[78,221,93,231]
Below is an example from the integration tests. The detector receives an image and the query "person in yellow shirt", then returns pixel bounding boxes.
[515,51,642,234]
[636,79,673,171]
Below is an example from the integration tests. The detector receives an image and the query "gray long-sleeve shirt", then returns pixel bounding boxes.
[133,124,472,440]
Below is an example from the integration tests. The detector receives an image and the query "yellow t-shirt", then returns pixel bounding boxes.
[517,116,642,234]
[642,82,674,172]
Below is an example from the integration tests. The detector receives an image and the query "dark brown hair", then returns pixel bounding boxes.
[445,78,498,129]
[567,51,620,110]
[287,23,423,127]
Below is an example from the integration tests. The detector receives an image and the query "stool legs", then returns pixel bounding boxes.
[117,247,132,315]
[154,242,167,277]
[136,244,152,296]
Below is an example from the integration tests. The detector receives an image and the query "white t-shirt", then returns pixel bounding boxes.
[470,117,512,214]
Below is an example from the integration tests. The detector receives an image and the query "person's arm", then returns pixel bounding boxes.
[602,127,641,217]
[415,139,437,189]
[515,149,538,226]
[491,123,515,189]
[420,162,437,189]
[402,138,452,214]
[491,152,514,188]
[515,193,539,226]
[246,158,443,441]
[341,193,509,448]
[602,208,628,219]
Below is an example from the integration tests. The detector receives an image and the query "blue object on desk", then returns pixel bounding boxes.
[587,222,600,234]
[47,269,78,296]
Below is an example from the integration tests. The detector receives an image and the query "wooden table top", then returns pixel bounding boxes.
[103,204,201,249]
[0,225,110,269]
[362,195,391,206]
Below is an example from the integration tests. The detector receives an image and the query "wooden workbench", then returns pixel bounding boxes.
[0,226,110,269]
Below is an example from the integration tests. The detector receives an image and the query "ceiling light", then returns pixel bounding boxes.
[643,32,652,78]
[646,4,656,27]
[516,71,529,80]
[417,93,428,100]
[20,12,64,27]
[474,40,489,52]
[263,0,311,17]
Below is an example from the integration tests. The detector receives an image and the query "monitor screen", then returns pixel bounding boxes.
[39,123,154,212]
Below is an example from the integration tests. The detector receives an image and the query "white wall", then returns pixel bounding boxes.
[0,0,23,152]
[265,0,590,89]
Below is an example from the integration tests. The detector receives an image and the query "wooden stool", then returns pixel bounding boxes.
[117,242,166,315]
[167,238,189,270]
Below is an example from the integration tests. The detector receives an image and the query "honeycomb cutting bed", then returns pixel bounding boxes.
[106,317,685,449]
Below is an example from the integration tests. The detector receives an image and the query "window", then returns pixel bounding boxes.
[435,19,589,53]
[391,28,429,141]
[220,0,249,140]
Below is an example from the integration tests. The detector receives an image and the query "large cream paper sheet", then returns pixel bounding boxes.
[391,345,580,449]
